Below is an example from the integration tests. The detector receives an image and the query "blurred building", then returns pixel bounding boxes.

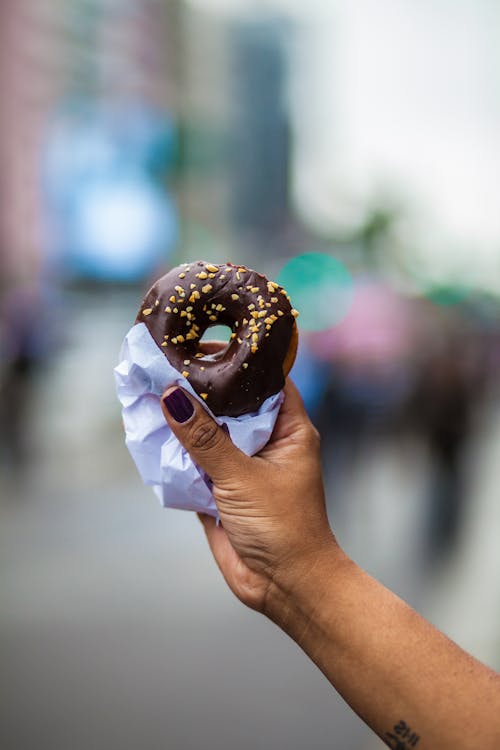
[228,18,291,252]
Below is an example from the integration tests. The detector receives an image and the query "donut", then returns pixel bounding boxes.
[136,261,299,416]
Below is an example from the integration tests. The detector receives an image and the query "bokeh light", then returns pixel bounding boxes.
[423,284,470,308]
[277,252,354,331]
[74,178,177,281]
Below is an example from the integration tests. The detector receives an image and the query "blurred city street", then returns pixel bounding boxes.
[1,291,500,750]
[0,292,374,750]
[2,2,500,748]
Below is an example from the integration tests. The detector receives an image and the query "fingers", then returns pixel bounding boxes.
[197,513,248,597]
[268,378,317,443]
[280,378,311,422]
[197,513,229,567]
[161,386,251,483]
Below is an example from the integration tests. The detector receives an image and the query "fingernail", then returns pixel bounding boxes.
[162,388,194,423]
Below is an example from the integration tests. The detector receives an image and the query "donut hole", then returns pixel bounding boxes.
[198,325,233,360]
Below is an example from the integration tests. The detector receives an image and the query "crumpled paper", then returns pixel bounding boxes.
[114,322,283,516]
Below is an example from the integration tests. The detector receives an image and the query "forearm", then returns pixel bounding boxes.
[267,544,500,749]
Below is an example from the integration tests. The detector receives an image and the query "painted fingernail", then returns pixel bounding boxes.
[162,388,194,423]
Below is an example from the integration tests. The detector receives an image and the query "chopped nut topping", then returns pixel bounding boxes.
[171,337,178,344]
[291,309,299,318]
[238,267,246,273]
[200,393,208,400]
[252,333,259,343]
[251,344,258,353]
[176,335,185,343]
[155,300,160,306]
[201,284,213,294]
[195,352,204,358]
[251,311,260,319]
[198,271,208,280]
[142,308,153,316]
[180,310,187,317]
[277,310,284,316]
[248,303,255,310]
[209,315,217,322]
[161,341,168,347]
[206,264,219,273]
[270,296,278,303]
[182,370,189,378]
[165,306,172,313]
[250,286,259,293]
[242,363,248,369]
[178,272,186,279]
[190,283,196,289]
[169,295,176,303]
[231,293,239,301]
[184,359,190,365]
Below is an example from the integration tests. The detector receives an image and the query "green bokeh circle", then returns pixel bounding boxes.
[277,253,354,332]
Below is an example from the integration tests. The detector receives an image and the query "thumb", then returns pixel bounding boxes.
[160,386,251,484]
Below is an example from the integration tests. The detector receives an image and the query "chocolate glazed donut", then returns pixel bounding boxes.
[136,261,299,417]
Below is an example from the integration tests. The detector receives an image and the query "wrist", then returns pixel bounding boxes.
[263,537,354,641]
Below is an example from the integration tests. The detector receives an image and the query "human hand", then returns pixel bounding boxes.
[160,348,337,616]
[163,348,500,750]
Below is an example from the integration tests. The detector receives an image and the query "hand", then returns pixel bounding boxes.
[160,353,336,616]
[162,347,500,750]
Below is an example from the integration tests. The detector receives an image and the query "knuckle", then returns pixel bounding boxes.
[303,425,321,451]
[190,419,225,453]
[311,426,321,445]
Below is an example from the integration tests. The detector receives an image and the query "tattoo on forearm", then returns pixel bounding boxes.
[384,719,420,749]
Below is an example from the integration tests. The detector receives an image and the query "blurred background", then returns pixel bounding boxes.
[1,1,500,748]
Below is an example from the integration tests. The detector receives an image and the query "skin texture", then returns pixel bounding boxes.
[160,350,500,750]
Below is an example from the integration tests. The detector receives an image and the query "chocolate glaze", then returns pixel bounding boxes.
[135,261,297,416]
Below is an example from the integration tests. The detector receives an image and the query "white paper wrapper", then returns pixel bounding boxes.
[114,322,283,516]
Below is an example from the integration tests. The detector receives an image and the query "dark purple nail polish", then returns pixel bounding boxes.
[162,389,194,423]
